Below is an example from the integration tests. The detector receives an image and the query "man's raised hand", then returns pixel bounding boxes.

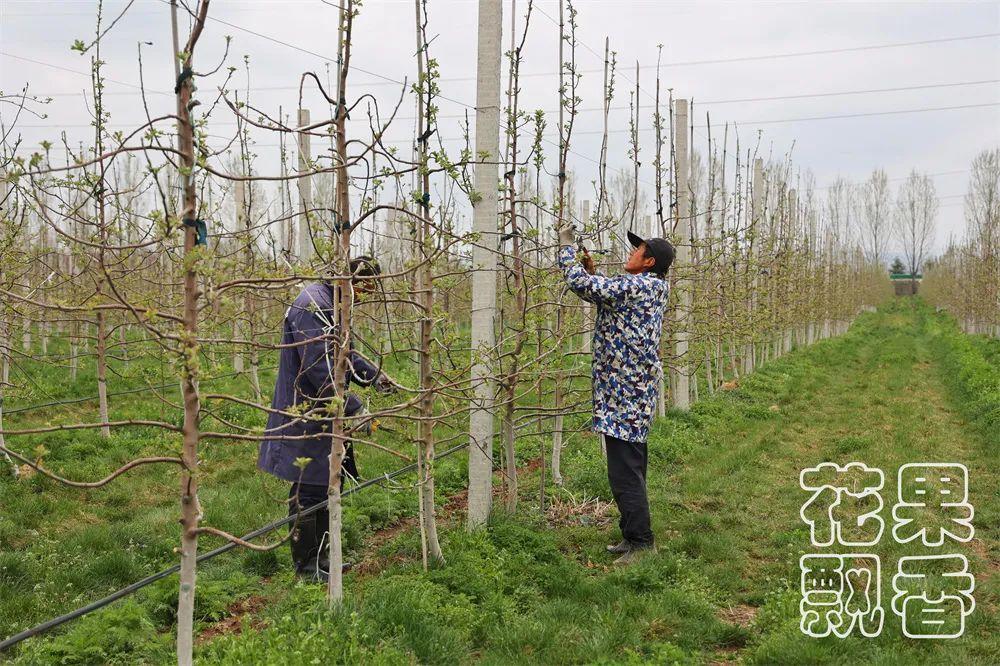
[558,223,576,247]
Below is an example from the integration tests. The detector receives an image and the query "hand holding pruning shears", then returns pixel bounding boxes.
[580,246,597,275]
[558,222,601,275]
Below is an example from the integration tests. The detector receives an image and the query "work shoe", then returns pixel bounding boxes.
[294,546,355,583]
[613,543,657,566]
[297,556,354,583]
[290,509,353,582]
[606,540,633,555]
[290,510,319,569]
[314,555,354,580]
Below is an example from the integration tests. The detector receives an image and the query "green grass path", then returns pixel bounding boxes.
[5,301,998,664]
[646,302,998,663]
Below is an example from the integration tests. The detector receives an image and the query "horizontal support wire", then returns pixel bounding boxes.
[0,441,470,652]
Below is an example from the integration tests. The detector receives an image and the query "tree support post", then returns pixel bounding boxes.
[467,0,502,529]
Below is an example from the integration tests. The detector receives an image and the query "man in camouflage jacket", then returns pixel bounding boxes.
[558,228,674,564]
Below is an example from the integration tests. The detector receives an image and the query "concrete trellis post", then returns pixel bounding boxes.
[823,226,833,339]
[654,207,668,414]
[37,191,50,356]
[297,108,313,263]
[582,198,592,353]
[21,205,32,355]
[65,184,80,381]
[745,158,763,375]
[0,307,9,477]
[467,0,502,529]
[233,178,246,374]
[277,124,296,259]
[0,171,15,477]
[784,188,797,355]
[807,206,817,346]
[672,99,690,411]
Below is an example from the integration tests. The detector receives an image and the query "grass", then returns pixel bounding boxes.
[2,298,998,664]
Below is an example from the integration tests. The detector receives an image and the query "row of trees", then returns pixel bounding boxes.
[820,167,941,281]
[923,148,1000,336]
[0,0,897,661]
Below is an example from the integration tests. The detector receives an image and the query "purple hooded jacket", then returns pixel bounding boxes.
[256,282,379,485]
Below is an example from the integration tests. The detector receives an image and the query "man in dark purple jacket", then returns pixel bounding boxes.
[257,256,390,580]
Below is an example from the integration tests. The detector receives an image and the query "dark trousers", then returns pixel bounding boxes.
[288,442,359,511]
[605,434,654,546]
[289,481,329,510]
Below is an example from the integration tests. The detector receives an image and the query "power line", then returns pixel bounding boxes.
[518,12,1000,98]
[692,101,1000,128]
[29,76,1000,104]
[6,0,998,73]
[19,94,999,148]
[581,32,1000,73]
[694,79,1000,106]
[510,7,1000,161]
[0,52,157,94]
[18,78,1000,126]
[152,0,479,110]
[523,101,1000,137]
[531,3,658,105]
[455,29,1000,84]
[9,13,997,126]
[9,9,992,195]
[27,97,994,151]
[2,7,476,109]
[0,50,432,102]
[6,13,997,101]
[678,102,1000,140]
[680,82,997,170]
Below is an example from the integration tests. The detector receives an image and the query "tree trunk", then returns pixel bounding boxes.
[326,0,353,605]
[171,1,209,661]
[415,0,443,564]
[96,312,110,438]
[70,316,79,381]
[551,0,571,487]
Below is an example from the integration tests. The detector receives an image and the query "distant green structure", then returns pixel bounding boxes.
[889,272,922,296]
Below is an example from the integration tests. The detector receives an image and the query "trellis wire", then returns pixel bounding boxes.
[0,441,470,653]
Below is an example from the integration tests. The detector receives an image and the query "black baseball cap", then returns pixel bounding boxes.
[350,255,381,277]
[627,230,675,276]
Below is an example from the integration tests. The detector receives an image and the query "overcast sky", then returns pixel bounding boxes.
[2,0,998,254]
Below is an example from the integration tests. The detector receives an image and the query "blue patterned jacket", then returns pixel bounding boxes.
[257,282,379,485]
[559,245,670,443]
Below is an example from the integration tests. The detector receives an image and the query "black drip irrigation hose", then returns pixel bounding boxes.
[0,441,470,653]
